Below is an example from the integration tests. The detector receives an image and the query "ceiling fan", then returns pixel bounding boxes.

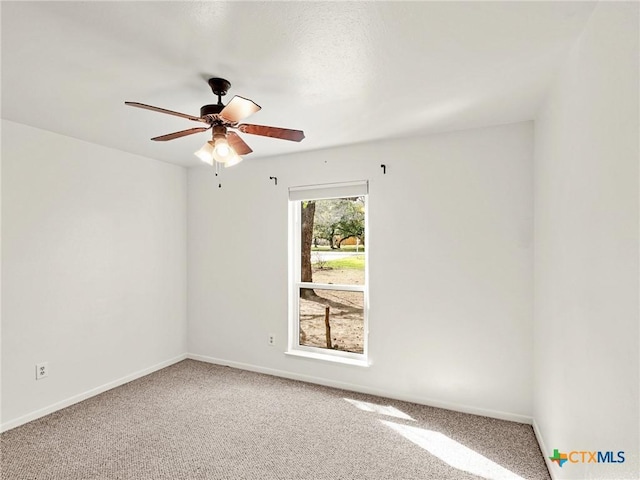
[125,77,305,167]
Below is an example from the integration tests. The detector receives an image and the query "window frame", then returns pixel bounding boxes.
[287,182,369,365]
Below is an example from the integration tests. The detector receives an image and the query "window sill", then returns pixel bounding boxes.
[285,349,370,367]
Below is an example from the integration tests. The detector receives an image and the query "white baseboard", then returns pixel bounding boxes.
[533,418,557,480]
[0,353,187,433]
[187,353,533,425]
[1,352,533,433]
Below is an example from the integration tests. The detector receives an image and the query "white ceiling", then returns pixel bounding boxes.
[2,1,596,167]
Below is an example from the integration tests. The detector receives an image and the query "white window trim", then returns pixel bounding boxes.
[287,181,369,364]
[284,349,370,367]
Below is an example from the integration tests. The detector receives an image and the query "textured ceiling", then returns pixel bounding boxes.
[1,1,596,167]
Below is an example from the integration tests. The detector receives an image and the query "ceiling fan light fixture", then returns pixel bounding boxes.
[194,141,214,165]
[211,129,242,166]
[212,137,232,163]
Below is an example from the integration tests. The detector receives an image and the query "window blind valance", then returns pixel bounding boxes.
[288,180,368,201]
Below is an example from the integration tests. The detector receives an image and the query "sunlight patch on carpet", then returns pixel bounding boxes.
[381,420,526,480]
[344,398,414,421]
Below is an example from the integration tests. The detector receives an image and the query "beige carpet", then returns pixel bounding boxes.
[1,360,550,479]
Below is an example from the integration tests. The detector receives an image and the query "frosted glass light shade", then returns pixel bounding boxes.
[194,142,214,165]
[224,152,243,168]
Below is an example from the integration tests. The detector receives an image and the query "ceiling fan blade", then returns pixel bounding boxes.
[227,131,253,155]
[219,95,261,122]
[125,101,206,123]
[151,126,211,142]
[237,123,305,142]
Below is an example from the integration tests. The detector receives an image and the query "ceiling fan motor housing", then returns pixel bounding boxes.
[200,103,225,117]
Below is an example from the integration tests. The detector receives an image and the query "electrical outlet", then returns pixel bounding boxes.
[36,362,49,380]
[268,334,276,346]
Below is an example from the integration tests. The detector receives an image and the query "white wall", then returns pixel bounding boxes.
[1,120,187,429]
[533,3,639,479]
[188,121,534,421]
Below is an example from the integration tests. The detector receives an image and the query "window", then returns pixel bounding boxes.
[288,181,368,364]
